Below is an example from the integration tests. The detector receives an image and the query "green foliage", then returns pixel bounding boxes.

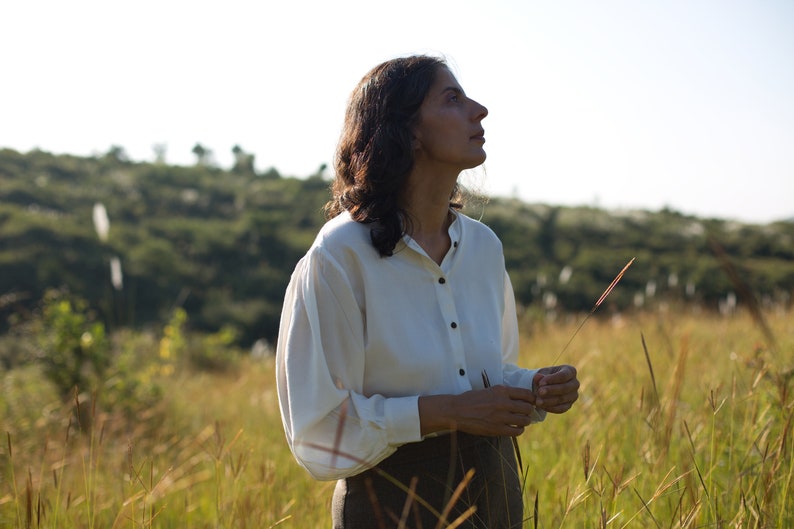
[0,148,330,346]
[1,147,793,350]
[475,200,794,315]
[33,289,110,399]
[100,328,166,421]
[187,324,243,373]
[160,306,188,366]
[2,301,185,425]
[161,306,242,373]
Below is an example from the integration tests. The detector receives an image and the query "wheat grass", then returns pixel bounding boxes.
[2,309,792,527]
[554,257,635,363]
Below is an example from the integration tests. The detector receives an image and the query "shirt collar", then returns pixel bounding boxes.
[397,208,463,265]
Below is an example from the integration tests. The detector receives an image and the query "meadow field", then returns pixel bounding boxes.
[2,307,792,528]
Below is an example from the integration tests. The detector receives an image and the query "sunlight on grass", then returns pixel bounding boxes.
[2,308,792,527]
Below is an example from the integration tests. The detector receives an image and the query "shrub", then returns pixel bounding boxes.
[187,324,243,373]
[33,288,110,400]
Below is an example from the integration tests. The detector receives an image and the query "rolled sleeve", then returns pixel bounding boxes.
[384,395,422,445]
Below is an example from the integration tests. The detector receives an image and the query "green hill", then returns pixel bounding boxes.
[1,147,792,346]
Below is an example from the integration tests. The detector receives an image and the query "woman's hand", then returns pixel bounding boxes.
[419,385,538,437]
[418,365,580,437]
[532,365,580,413]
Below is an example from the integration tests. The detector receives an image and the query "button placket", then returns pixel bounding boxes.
[436,273,468,390]
[439,216,469,387]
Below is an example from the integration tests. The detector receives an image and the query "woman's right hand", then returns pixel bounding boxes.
[419,385,538,437]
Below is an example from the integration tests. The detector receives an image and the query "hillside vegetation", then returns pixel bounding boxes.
[1,147,792,348]
[1,147,792,528]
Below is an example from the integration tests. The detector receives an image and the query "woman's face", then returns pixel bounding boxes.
[412,66,489,174]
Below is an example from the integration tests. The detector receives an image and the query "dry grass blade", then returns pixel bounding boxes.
[300,441,447,521]
[683,421,711,503]
[554,257,635,363]
[269,515,292,527]
[708,236,777,355]
[397,476,419,529]
[445,506,478,529]
[533,491,539,529]
[582,440,591,481]
[330,379,350,472]
[596,257,635,307]
[649,466,691,502]
[434,468,476,529]
[25,470,33,529]
[632,488,662,529]
[304,439,478,528]
[641,333,660,407]
[481,370,523,475]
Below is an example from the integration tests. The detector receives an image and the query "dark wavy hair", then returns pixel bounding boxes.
[325,55,462,257]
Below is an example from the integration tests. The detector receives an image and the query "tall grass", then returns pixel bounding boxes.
[2,308,792,527]
[520,307,793,528]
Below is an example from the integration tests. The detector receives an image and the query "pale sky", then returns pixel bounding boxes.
[2,0,793,223]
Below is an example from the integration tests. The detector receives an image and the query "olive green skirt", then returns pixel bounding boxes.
[332,432,523,529]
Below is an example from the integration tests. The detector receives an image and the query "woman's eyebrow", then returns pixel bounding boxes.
[441,86,465,96]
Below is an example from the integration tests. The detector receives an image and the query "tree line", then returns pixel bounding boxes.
[1,147,792,348]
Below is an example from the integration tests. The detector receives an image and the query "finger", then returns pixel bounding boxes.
[507,401,540,418]
[508,412,536,427]
[541,402,575,414]
[484,391,538,420]
[536,390,579,410]
[502,425,525,437]
[538,366,576,386]
[502,385,537,404]
[537,380,580,399]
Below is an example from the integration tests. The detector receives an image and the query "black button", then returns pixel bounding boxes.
[453,241,459,248]
[459,368,465,376]
[438,277,446,284]
[450,322,458,329]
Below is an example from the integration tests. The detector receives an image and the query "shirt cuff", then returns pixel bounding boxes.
[384,395,423,445]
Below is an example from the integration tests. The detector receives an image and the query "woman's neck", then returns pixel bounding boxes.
[402,169,457,264]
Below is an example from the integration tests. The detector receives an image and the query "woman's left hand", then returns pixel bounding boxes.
[532,365,580,414]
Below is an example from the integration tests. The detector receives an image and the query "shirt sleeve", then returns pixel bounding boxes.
[276,250,423,481]
[500,270,546,423]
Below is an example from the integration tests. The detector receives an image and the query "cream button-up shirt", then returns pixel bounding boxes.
[276,210,544,481]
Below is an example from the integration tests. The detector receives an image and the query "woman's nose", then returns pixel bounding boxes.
[473,99,488,120]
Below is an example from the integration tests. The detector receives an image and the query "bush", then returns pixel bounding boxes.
[187,324,243,373]
[99,328,166,422]
[33,288,110,400]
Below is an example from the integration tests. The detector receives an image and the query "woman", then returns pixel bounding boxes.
[276,55,580,529]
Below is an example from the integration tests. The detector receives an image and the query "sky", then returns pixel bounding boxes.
[2,0,793,224]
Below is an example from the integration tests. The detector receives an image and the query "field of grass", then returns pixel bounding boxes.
[2,307,792,528]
